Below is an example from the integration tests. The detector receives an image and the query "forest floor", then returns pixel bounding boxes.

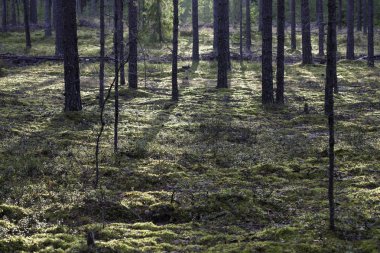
[0,26,379,252]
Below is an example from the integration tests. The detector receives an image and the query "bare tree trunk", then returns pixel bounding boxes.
[357,0,362,31]
[217,0,229,89]
[362,0,367,34]
[338,0,342,30]
[290,0,296,50]
[29,0,37,24]
[23,0,31,48]
[213,0,218,54]
[192,0,199,62]
[245,0,251,53]
[129,0,138,89]
[2,0,7,32]
[11,0,17,25]
[63,0,82,112]
[44,0,52,37]
[113,0,121,153]
[99,0,105,106]
[301,0,313,64]
[239,0,243,60]
[157,0,163,42]
[346,0,355,59]
[325,0,337,231]
[172,0,179,100]
[53,0,64,56]
[117,0,125,85]
[276,0,285,104]
[258,0,263,32]
[262,0,273,104]
[317,0,325,56]
[367,0,374,67]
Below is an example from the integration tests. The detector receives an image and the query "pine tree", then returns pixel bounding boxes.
[317,0,325,56]
[172,0,179,100]
[44,0,52,37]
[346,0,355,59]
[262,0,273,104]
[216,0,229,89]
[23,0,31,49]
[367,0,374,67]
[2,0,7,32]
[99,0,105,106]
[301,0,313,64]
[53,0,64,56]
[276,0,285,104]
[245,0,251,53]
[290,0,296,50]
[192,0,199,62]
[129,0,138,89]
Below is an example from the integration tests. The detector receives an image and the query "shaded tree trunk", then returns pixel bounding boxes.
[29,0,37,24]
[172,0,179,100]
[239,0,243,60]
[157,0,163,42]
[11,0,17,26]
[258,0,262,32]
[262,0,273,104]
[217,0,229,89]
[2,0,7,32]
[113,0,121,153]
[346,0,355,59]
[290,0,296,50]
[338,0,342,29]
[213,0,218,54]
[129,0,138,89]
[23,0,31,48]
[362,0,367,34]
[44,0,52,37]
[63,0,82,111]
[245,0,251,53]
[367,0,373,67]
[301,0,313,64]
[117,0,125,85]
[317,0,325,56]
[53,0,64,56]
[357,0,362,31]
[192,0,199,62]
[99,0,105,106]
[276,0,285,104]
[325,0,337,231]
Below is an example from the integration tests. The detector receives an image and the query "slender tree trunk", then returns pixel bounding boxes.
[317,0,325,56]
[217,0,229,89]
[367,0,374,67]
[213,0,218,54]
[117,0,125,85]
[239,0,243,60]
[53,0,64,56]
[245,0,251,53]
[29,0,37,24]
[63,0,82,112]
[290,0,296,50]
[114,0,121,153]
[262,0,273,104]
[172,0,179,100]
[276,0,285,104]
[338,0,342,29]
[99,0,105,106]
[325,0,337,231]
[91,0,96,17]
[76,0,81,16]
[11,0,17,25]
[362,0,367,34]
[129,0,138,89]
[157,0,163,42]
[23,0,31,48]
[258,0,263,32]
[192,0,199,62]
[44,0,52,37]
[357,0,362,31]
[301,0,313,64]
[346,0,355,59]
[2,0,7,32]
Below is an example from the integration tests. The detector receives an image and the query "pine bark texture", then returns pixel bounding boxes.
[367,0,374,67]
[45,0,52,37]
[245,0,251,52]
[290,0,296,50]
[317,0,325,56]
[23,0,31,48]
[276,0,285,104]
[54,0,64,56]
[262,0,273,104]
[113,0,121,153]
[301,0,313,64]
[216,0,229,89]
[172,0,179,100]
[99,0,105,106]
[192,0,199,61]
[346,0,355,59]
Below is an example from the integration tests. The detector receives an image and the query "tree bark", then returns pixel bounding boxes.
[23,0,31,48]
[129,0,138,89]
[192,0,199,62]
[357,0,362,31]
[44,0,52,37]
[114,0,121,153]
[157,0,163,42]
[301,0,313,64]
[99,0,105,106]
[290,0,296,50]
[367,0,374,67]
[11,0,17,26]
[117,0,125,85]
[2,0,7,32]
[213,0,218,54]
[317,0,325,56]
[325,0,337,231]
[338,0,342,30]
[172,0,179,100]
[362,0,367,34]
[217,0,229,89]
[245,0,251,53]
[63,0,82,112]
[346,0,355,59]
[29,0,37,24]
[276,0,285,104]
[239,0,243,60]
[54,0,64,56]
[262,0,273,104]
[258,0,263,32]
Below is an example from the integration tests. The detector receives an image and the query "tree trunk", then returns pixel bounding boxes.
[117,0,125,85]
[258,0,263,32]
[29,0,37,24]
[172,0,179,100]
[367,0,374,67]
[114,0,121,153]
[217,0,229,89]
[11,0,17,25]
[2,0,7,32]
[357,0,362,31]
[23,0,31,48]
[192,0,199,62]
[338,0,342,30]
[346,0,355,59]
[53,0,64,56]
[290,0,296,50]
[362,0,367,34]
[44,0,52,37]
[245,0,251,53]
[317,0,325,56]
[262,0,273,104]
[129,0,138,89]
[276,0,285,104]
[63,0,82,112]
[213,0,218,54]
[157,0,163,42]
[301,0,313,64]
[325,0,337,231]
[99,0,105,106]
[239,0,243,60]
